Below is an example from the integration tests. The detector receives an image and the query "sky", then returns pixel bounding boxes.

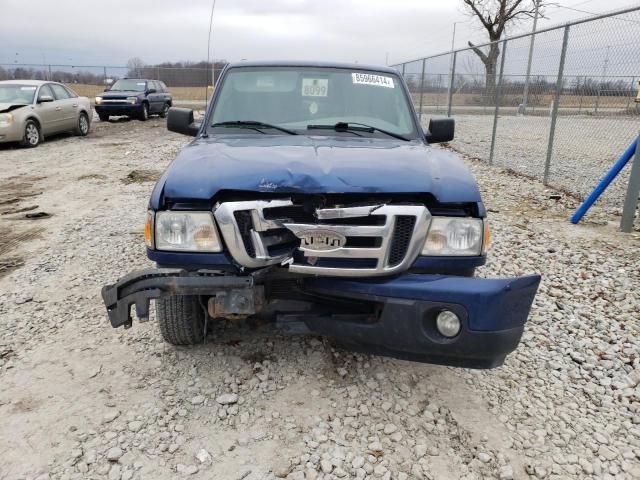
[1,0,638,68]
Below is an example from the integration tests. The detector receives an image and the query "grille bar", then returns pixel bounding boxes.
[214,200,431,277]
[287,204,430,277]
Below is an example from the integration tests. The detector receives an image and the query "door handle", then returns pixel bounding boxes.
[55,107,62,111]
[72,104,78,108]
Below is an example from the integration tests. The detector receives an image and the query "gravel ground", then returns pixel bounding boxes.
[0,118,639,480]
[449,114,639,207]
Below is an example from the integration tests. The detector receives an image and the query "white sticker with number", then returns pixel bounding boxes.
[352,73,394,88]
[302,78,328,97]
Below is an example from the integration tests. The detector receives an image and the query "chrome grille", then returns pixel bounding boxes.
[214,200,431,277]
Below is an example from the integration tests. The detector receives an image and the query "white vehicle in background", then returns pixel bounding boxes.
[0,80,92,148]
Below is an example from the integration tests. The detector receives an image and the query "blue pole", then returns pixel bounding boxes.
[571,138,637,224]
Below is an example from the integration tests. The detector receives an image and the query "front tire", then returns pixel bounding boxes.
[159,103,170,118]
[98,113,109,122]
[20,120,41,148]
[138,103,149,121]
[75,112,90,136]
[156,295,205,345]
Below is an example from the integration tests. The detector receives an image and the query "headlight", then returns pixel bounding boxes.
[155,211,222,252]
[126,96,138,104]
[144,210,154,248]
[421,217,484,256]
[95,96,103,105]
[0,113,13,127]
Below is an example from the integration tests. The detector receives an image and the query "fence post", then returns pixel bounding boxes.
[418,58,426,124]
[48,65,52,81]
[621,132,640,232]
[626,76,635,111]
[447,52,457,118]
[578,75,584,114]
[543,25,570,185]
[489,40,508,165]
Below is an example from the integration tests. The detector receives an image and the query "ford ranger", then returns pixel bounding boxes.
[101,61,541,369]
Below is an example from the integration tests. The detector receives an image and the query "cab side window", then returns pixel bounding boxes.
[51,84,70,100]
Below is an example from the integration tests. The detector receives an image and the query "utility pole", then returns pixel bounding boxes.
[522,0,541,115]
[595,45,610,115]
[206,0,219,100]
[446,22,460,111]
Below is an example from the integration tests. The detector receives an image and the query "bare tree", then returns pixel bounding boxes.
[126,57,145,77]
[462,0,544,93]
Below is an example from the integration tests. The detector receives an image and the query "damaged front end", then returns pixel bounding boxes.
[102,197,540,369]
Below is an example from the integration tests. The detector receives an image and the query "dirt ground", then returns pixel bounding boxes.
[0,118,638,480]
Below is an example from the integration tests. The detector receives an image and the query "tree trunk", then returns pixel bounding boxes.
[484,43,501,103]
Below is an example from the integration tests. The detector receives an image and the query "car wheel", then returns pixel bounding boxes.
[98,113,109,122]
[75,112,90,136]
[156,295,205,345]
[139,103,149,121]
[159,103,170,118]
[20,120,41,148]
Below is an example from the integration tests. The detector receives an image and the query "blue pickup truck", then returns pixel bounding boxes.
[101,61,540,369]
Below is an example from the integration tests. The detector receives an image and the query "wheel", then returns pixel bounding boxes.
[20,120,41,148]
[98,113,109,122]
[159,103,170,118]
[139,103,149,121]
[156,295,205,345]
[75,112,90,136]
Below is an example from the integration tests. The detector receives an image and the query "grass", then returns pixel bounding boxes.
[66,84,212,102]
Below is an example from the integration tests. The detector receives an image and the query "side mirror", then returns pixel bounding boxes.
[167,107,200,136]
[425,118,455,144]
[147,88,157,94]
[37,95,54,103]
[103,88,110,92]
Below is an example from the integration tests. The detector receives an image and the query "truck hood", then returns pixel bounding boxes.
[154,135,481,206]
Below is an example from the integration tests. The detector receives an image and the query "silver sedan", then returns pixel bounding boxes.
[0,80,92,147]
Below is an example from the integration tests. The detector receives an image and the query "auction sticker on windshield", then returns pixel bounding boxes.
[352,73,394,88]
[302,78,328,97]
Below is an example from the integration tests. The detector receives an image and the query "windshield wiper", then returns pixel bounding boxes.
[307,122,409,141]
[211,121,298,135]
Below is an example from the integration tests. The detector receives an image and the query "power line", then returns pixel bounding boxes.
[547,3,640,25]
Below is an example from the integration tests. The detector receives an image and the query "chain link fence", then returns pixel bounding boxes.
[393,6,640,207]
[0,63,216,106]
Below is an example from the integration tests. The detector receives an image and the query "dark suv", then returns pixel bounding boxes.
[95,79,172,121]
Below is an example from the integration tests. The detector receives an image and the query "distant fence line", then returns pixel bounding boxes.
[392,5,640,212]
[0,62,226,90]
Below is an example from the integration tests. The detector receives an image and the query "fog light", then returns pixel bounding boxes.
[436,310,461,338]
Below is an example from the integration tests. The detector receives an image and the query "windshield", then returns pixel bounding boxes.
[209,67,418,138]
[0,84,37,104]
[109,79,147,92]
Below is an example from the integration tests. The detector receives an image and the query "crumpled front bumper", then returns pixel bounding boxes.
[301,274,541,368]
[101,269,540,369]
